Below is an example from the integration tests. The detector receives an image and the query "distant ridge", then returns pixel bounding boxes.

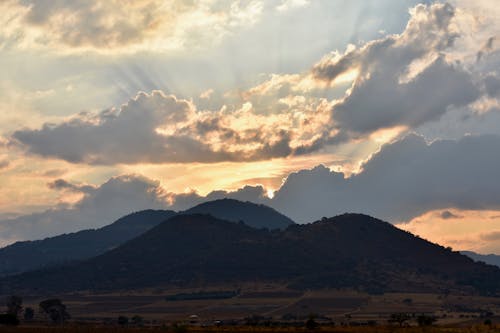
[3,213,500,295]
[183,198,295,230]
[0,210,176,276]
[0,199,295,276]
[462,251,500,268]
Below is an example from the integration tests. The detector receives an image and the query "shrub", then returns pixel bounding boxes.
[0,313,19,326]
[117,316,129,326]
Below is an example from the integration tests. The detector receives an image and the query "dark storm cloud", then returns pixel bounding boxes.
[271,134,500,223]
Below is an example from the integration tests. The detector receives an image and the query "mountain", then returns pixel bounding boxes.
[462,251,500,268]
[0,210,175,276]
[0,199,294,276]
[3,213,500,295]
[183,198,295,230]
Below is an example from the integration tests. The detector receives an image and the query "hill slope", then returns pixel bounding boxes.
[183,198,294,230]
[0,200,294,276]
[2,213,500,295]
[0,209,176,276]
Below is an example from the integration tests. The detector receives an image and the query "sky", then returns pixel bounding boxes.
[0,0,499,254]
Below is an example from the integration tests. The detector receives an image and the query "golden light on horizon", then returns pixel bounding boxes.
[122,153,344,196]
[397,209,500,254]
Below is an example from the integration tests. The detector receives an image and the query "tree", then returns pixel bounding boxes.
[39,299,70,324]
[305,314,319,330]
[24,307,35,321]
[6,296,22,317]
[389,313,411,327]
[417,314,437,326]
[0,314,19,326]
[118,316,129,326]
[131,315,144,326]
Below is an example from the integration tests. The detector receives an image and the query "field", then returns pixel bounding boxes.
[11,286,500,329]
[1,325,500,333]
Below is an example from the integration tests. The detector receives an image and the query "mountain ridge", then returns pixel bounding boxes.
[0,209,176,276]
[462,251,500,268]
[0,199,295,276]
[2,213,499,296]
[182,198,294,230]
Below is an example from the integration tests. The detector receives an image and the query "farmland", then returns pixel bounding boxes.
[11,286,500,328]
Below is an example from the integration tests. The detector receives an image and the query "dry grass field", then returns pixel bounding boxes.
[1,324,500,333]
[11,287,500,329]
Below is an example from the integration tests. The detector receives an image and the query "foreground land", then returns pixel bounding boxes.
[1,325,500,333]
[12,287,500,328]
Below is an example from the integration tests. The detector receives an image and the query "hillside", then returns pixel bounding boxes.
[0,210,176,276]
[183,198,295,229]
[0,199,294,276]
[2,213,500,295]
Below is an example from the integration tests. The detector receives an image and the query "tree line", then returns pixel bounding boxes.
[0,295,70,326]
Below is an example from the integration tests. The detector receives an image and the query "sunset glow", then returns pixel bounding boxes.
[0,0,499,257]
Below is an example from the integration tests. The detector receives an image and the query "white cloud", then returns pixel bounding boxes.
[0,0,267,53]
[276,0,310,12]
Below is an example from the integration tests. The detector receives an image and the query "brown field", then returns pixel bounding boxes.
[11,286,500,329]
[1,325,500,333]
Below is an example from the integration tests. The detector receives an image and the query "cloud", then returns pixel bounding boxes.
[9,3,498,166]
[0,0,267,52]
[271,134,500,223]
[440,210,462,219]
[21,0,177,49]
[276,0,310,12]
[397,209,500,254]
[485,74,500,98]
[5,133,500,246]
[0,174,269,245]
[0,174,169,245]
[47,179,95,194]
[480,231,500,242]
[12,90,334,164]
[0,160,10,170]
[168,185,268,211]
[313,3,480,136]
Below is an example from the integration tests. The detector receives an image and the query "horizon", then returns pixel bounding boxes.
[1,0,500,257]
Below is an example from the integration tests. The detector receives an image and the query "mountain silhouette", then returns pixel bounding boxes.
[0,199,294,276]
[182,198,294,229]
[0,210,175,276]
[2,213,500,295]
